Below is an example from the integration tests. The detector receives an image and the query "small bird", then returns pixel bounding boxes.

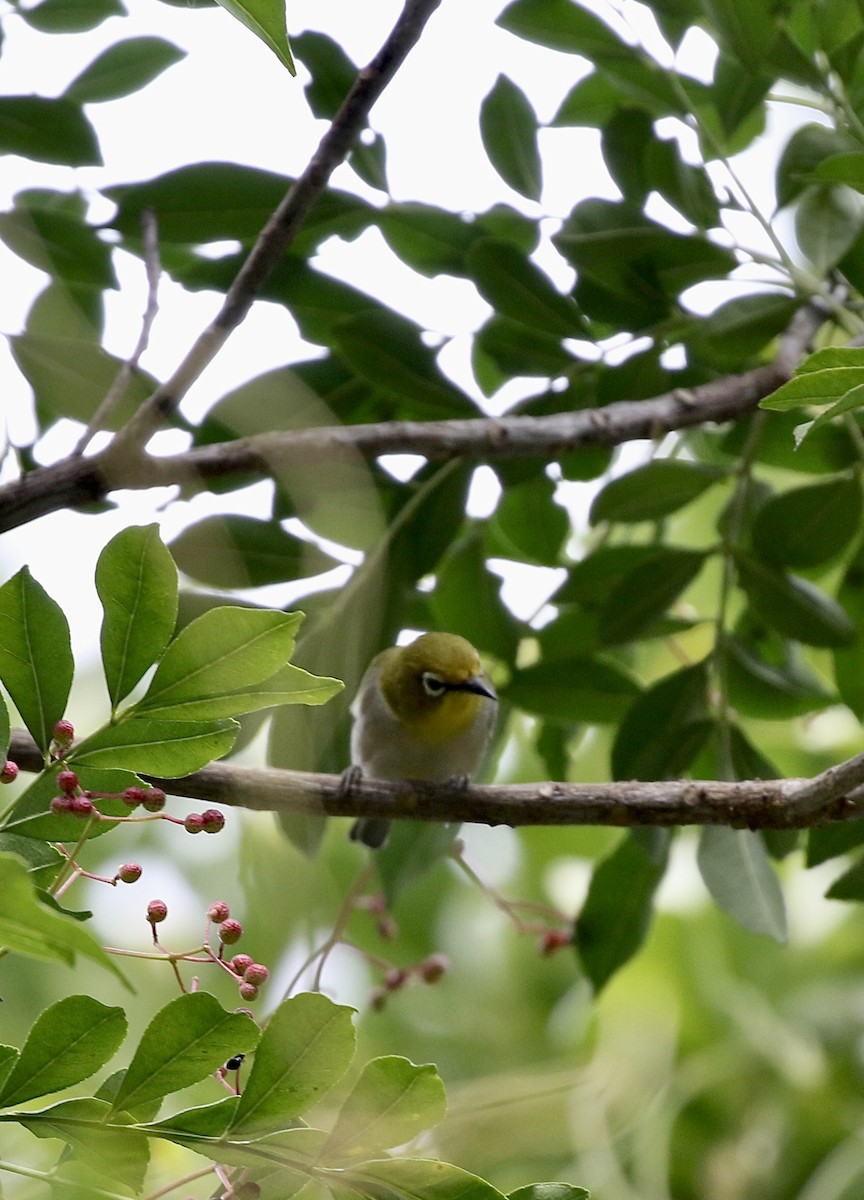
[348,632,498,848]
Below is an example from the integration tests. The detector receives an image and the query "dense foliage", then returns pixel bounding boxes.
[4,0,864,1197]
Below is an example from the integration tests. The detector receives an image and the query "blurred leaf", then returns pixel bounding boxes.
[0,97,101,165]
[96,524,179,710]
[0,996,126,1106]
[0,695,9,759]
[835,547,864,717]
[230,993,355,1134]
[324,1057,446,1159]
[110,994,259,1114]
[807,822,864,867]
[171,515,337,588]
[575,829,670,992]
[590,461,725,526]
[776,123,859,208]
[596,548,706,645]
[505,657,640,723]
[691,292,800,369]
[724,636,834,719]
[0,567,72,752]
[735,553,855,647]
[293,30,355,117]
[65,36,186,103]
[487,476,568,565]
[826,856,864,901]
[497,0,625,57]
[611,662,710,780]
[466,239,582,337]
[475,314,576,376]
[378,823,461,909]
[351,132,388,192]
[0,205,117,288]
[795,185,863,272]
[479,75,541,201]
[338,1158,506,1200]
[378,202,480,277]
[430,531,521,661]
[697,827,788,941]
[761,346,864,412]
[21,0,124,31]
[509,1187,589,1200]
[751,477,862,568]
[212,0,294,73]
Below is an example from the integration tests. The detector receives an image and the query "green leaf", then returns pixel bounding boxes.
[776,123,859,209]
[697,827,788,942]
[0,205,117,289]
[110,993,259,1114]
[1,763,141,841]
[96,524,179,709]
[293,30,355,119]
[212,0,294,73]
[760,345,864,411]
[475,314,576,377]
[597,548,706,646]
[170,515,336,588]
[509,1187,589,1200]
[324,1057,446,1159]
[20,0,124,32]
[230,993,356,1135]
[10,331,159,429]
[690,292,800,369]
[807,822,864,868]
[834,548,864,718]
[72,716,238,775]
[377,823,462,908]
[735,553,855,647]
[15,1098,148,1191]
[497,0,624,57]
[479,75,541,202]
[751,477,862,568]
[0,996,126,1107]
[0,566,72,752]
[826,856,864,901]
[333,311,473,417]
[0,97,101,165]
[795,185,863,271]
[505,657,639,723]
[430,531,521,662]
[611,662,711,780]
[146,1095,239,1138]
[487,476,569,565]
[226,661,344,712]
[65,36,186,103]
[0,694,9,759]
[378,202,481,277]
[0,854,128,982]
[133,606,302,718]
[724,636,834,719]
[575,830,669,991]
[590,460,725,524]
[337,1158,506,1200]
[466,239,582,337]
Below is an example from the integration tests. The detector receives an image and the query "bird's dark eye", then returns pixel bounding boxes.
[421,672,447,698]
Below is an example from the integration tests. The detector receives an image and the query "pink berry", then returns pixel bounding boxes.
[123,787,147,809]
[147,899,168,924]
[238,981,259,1002]
[201,808,225,834]
[540,929,571,957]
[243,963,269,987]
[384,967,408,991]
[70,795,95,818]
[184,813,205,834]
[117,863,142,884]
[142,788,166,813]
[57,769,78,795]
[52,719,74,747]
[418,953,450,984]
[208,900,230,923]
[50,794,75,815]
[219,919,243,945]
[0,760,18,785]
[230,954,254,976]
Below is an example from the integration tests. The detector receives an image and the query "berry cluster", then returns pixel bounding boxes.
[144,898,270,1003]
[369,952,451,1012]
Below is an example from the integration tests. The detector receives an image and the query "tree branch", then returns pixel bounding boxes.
[7,728,864,830]
[0,301,825,534]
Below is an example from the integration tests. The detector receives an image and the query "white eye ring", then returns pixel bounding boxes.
[422,672,447,698]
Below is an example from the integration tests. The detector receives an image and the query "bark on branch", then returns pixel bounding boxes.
[7,729,864,831]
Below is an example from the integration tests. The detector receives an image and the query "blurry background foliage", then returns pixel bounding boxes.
[5,0,864,1197]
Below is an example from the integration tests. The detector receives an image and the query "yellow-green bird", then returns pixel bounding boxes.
[349,632,498,848]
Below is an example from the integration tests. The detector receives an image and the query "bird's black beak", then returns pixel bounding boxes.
[456,676,497,702]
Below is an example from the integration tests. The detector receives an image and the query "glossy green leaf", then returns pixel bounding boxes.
[20,0,123,32]
[611,662,710,781]
[479,75,541,202]
[110,993,259,1114]
[72,716,238,775]
[0,567,72,752]
[170,515,337,588]
[378,202,480,277]
[597,548,706,646]
[65,36,186,103]
[0,854,127,982]
[590,461,724,524]
[133,606,302,718]
[324,1056,446,1159]
[337,1158,506,1200]
[333,311,473,416]
[466,239,582,337]
[96,524,179,709]
[0,996,126,1107]
[1,763,141,841]
[0,206,117,288]
[505,657,639,723]
[751,477,862,568]
[760,346,864,412]
[0,97,101,165]
[575,830,670,992]
[212,0,294,73]
[735,553,855,647]
[15,1098,148,1191]
[230,993,355,1134]
[697,827,788,942]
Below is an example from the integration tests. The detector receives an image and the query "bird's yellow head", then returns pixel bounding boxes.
[378,632,496,743]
